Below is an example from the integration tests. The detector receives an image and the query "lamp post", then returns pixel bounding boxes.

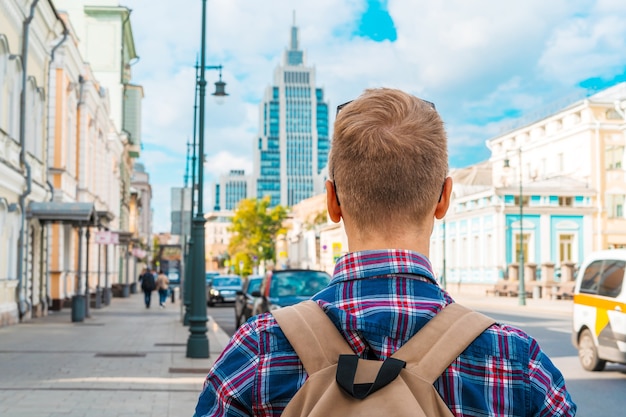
[504,148,526,306]
[187,0,228,358]
[183,60,199,326]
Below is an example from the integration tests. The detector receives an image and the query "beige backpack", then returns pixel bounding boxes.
[272,301,495,417]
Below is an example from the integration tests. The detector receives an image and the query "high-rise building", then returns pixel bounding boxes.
[253,18,330,207]
[171,187,192,236]
[212,170,251,211]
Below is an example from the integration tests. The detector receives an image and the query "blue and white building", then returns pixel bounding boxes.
[253,19,330,207]
[430,83,626,291]
[212,170,251,211]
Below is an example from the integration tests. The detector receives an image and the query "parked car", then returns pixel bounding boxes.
[252,269,331,315]
[572,249,626,371]
[205,271,220,286]
[234,275,264,327]
[206,274,242,307]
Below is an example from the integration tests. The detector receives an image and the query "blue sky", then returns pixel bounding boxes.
[122,0,626,232]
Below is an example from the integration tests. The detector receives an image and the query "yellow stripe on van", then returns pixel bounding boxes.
[574,293,626,311]
[574,294,626,337]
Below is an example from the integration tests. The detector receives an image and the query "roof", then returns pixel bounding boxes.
[27,202,97,225]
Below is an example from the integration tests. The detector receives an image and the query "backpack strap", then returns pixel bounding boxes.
[391,303,495,383]
[272,300,354,376]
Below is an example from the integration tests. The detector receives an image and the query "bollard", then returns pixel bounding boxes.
[71,295,86,322]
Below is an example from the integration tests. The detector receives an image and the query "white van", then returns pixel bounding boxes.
[571,249,626,371]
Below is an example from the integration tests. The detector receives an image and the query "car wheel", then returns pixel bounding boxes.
[578,329,606,371]
[208,298,215,307]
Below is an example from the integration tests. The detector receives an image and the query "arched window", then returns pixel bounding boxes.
[606,109,622,120]
[7,56,22,139]
[25,77,37,156]
[0,37,9,131]
[33,86,45,161]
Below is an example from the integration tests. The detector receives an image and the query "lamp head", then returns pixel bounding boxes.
[212,72,228,105]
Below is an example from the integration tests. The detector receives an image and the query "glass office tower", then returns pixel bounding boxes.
[254,20,330,207]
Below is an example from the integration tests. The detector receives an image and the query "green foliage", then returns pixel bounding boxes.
[228,197,288,272]
[305,209,328,230]
[151,236,160,268]
[231,252,251,276]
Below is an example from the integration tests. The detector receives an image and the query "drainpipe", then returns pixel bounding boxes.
[16,0,40,319]
[43,12,68,316]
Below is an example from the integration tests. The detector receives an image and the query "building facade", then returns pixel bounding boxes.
[429,84,626,294]
[130,162,152,265]
[0,0,65,324]
[0,0,148,326]
[253,20,330,208]
[283,84,626,292]
[204,210,234,272]
[55,0,145,299]
[212,169,252,211]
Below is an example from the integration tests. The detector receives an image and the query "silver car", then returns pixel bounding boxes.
[206,275,242,307]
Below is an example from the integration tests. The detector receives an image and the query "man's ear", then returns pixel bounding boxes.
[434,177,453,220]
[325,180,342,223]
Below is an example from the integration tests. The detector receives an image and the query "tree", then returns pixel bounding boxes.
[228,197,288,275]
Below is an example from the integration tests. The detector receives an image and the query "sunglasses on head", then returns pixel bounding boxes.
[336,98,436,115]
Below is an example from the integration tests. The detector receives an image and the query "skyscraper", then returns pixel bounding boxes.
[253,18,330,207]
[212,170,251,211]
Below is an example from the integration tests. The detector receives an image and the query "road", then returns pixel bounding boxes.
[208,303,626,415]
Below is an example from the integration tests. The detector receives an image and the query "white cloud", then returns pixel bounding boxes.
[122,0,626,233]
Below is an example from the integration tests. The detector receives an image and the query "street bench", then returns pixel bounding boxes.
[554,281,576,300]
[485,280,511,296]
[508,282,534,298]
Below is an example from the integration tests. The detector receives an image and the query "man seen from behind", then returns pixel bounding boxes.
[195,88,576,416]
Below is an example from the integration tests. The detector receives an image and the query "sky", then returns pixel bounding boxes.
[121,0,626,233]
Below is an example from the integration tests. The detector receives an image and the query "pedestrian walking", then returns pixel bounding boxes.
[138,268,156,308]
[156,270,169,308]
[195,88,576,416]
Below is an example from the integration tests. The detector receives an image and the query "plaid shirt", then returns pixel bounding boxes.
[195,250,576,417]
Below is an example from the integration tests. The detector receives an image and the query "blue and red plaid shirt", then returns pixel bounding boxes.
[195,250,576,416]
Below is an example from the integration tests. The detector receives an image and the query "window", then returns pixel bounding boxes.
[559,234,574,263]
[598,261,624,298]
[605,146,624,170]
[513,196,529,206]
[559,197,573,207]
[514,232,530,264]
[557,153,564,172]
[606,194,625,218]
[580,259,625,297]
[580,260,602,294]
[606,109,622,120]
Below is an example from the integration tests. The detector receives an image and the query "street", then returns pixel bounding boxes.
[1,294,624,416]
[209,300,626,415]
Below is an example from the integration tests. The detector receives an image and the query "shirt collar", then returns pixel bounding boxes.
[331,249,439,286]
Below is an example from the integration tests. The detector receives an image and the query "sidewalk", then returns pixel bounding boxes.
[0,293,231,417]
[446,286,574,316]
[0,288,574,417]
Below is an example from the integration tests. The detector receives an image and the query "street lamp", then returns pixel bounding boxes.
[187,0,228,358]
[504,148,526,306]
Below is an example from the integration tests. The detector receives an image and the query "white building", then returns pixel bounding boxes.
[0,0,65,324]
[430,83,626,295]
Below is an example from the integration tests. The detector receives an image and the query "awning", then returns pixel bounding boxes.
[27,201,97,226]
[97,210,115,226]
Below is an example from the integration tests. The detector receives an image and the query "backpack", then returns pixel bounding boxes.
[272,301,495,417]
[141,273,156,291]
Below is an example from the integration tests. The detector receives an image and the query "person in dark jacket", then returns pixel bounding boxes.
[139,268,156,308]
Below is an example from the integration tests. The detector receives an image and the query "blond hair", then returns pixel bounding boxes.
[329,88,448,230]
